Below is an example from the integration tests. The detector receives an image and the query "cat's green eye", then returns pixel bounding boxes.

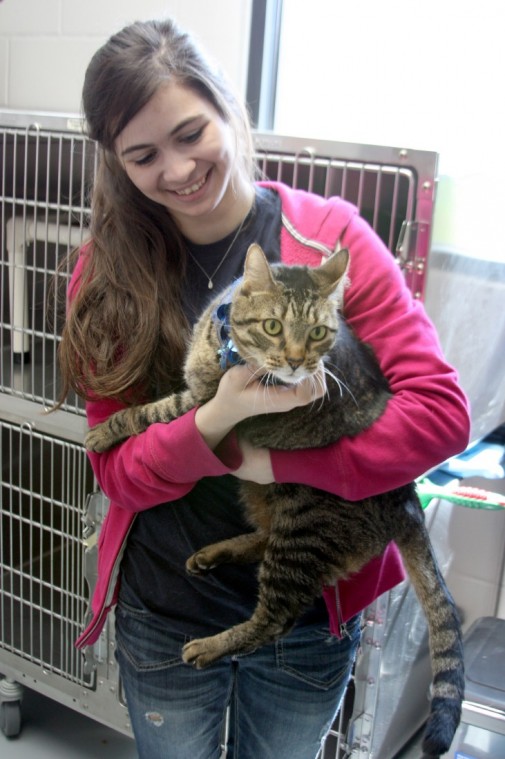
[263,319,283,336]
[309,326,327,341]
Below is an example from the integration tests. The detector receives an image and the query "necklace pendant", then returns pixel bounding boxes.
[186,210,248,293]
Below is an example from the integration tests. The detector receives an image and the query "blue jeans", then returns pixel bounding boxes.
[115,596,361,759]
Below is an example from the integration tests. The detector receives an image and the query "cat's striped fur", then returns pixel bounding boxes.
[85,243,463,757]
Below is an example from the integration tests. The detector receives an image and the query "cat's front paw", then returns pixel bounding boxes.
[84,424,119,453]
[182,636,226,669]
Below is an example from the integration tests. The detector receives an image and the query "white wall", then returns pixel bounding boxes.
[0,0,252,113]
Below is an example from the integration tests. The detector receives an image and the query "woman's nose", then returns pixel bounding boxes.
[160,151,196,185]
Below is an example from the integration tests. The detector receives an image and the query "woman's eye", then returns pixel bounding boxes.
[309,326,327,341]
[181,126,204,144]
[134,151,156,166]
[263,319,282,336]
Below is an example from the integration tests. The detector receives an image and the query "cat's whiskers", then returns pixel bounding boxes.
[323,364,359,407]
[238,361,281,410]
[310,369,329,411]
[258,371,282,408]
[260,364,328,412]
[241,360,269,386]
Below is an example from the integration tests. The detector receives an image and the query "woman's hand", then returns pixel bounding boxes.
[218,363,326,419]
[233,437,274,484]
[195,363,326,451]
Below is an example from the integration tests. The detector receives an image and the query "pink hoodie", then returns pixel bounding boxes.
[74,182,470,648]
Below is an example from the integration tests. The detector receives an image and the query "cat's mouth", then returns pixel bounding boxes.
[258,374,291,387]
[258,369,313,387]
[256,361,325,390]
[246,364,295,387]
[245,361,316,387]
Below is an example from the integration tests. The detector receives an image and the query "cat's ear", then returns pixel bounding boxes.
[241,244,277,294]
[313,248,350,297]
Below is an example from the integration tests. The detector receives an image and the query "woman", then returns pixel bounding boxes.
[59,18,470,759]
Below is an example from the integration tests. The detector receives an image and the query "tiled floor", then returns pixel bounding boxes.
[1,687,136,758]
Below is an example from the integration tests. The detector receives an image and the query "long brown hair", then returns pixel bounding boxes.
[58,19,255,404]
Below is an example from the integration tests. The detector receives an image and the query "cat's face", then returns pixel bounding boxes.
[229,244,349,385]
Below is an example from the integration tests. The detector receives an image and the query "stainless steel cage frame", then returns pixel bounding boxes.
[0,109,438,755]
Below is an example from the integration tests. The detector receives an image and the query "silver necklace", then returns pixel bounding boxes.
[186,214,248,289]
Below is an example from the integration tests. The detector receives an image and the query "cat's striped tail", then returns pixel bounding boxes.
[397,498,464,757]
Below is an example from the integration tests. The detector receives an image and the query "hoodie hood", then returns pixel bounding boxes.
[258,180,358,265]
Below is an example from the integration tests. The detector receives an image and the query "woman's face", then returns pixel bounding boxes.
[115,80,252,241]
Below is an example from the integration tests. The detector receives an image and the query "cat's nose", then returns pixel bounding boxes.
[286,357,303,371]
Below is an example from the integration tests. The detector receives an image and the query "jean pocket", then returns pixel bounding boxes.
[275,618,361,691]
[115,603,189,672]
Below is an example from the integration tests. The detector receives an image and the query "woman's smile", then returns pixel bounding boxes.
[172,170,209,197]
[115,81,253,241]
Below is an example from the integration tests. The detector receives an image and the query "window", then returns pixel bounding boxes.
[253,0,504,176]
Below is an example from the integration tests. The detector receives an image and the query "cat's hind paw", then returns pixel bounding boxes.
[182,636,226,669]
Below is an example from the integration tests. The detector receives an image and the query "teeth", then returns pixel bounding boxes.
[176,175,206,196]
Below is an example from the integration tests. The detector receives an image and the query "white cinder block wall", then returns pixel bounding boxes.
[0,0,253,113]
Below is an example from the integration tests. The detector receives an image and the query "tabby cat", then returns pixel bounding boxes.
[85,243,463,757]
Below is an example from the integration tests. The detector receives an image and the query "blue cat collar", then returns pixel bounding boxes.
[218,338,242,370]
[213,295,244,370]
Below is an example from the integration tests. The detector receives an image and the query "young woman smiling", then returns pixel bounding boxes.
[58,18,470,759]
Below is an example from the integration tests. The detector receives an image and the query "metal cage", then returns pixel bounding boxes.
[0,109,438,754]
